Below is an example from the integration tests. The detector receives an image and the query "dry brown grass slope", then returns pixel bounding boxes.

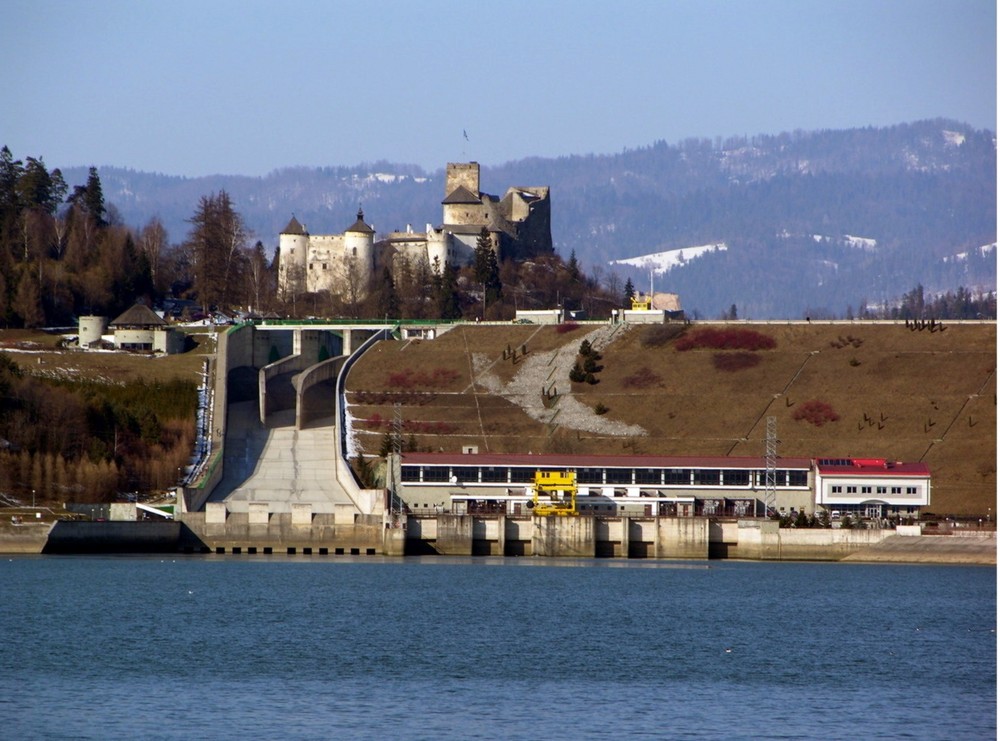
[345,322,996,516]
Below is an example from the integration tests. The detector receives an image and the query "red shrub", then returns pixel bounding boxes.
[792,400,840,427]
[555,322,580,334]
[675,328,776,352]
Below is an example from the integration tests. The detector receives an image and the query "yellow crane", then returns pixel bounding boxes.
[528,470,579,516]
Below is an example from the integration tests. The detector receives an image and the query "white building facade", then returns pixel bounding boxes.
[814,458,931,519]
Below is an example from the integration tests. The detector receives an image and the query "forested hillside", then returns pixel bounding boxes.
[36,119,1000,318]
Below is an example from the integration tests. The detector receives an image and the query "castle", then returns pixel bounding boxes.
[277,162,551,299]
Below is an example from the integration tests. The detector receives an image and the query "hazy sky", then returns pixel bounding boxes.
[2,0,995,177]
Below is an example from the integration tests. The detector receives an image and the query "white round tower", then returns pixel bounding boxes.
[278,215,309,297]
[344,208,375,291]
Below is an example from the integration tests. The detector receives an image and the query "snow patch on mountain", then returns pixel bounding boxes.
[942,130,966,147]
[609,243,727,274]
[943,242,996,263]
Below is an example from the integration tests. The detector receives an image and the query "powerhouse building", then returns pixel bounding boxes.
[394,452,930,521]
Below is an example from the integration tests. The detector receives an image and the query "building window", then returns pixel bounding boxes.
[693,469,722,486]
[722,470,750,486]
[862,486,872,494]
[906,486,918,495]
[422,466,450,483]
[401,467,420,482]
[509,468,534,484]
[891,486,902,495]
[635,469,661,485]
[605,468,631,485]
[877,486,887,494]
[577,468,603,484]
[665,469,691,485]
[788,471,808,487]
[831,485,843,494]
[480,467,508,483]
[847,486,857,494]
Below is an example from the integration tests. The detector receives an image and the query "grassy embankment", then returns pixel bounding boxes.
[346,321,996,517]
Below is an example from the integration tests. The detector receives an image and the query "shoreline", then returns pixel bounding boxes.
[1,520,993,565]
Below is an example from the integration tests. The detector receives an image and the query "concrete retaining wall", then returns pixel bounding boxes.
[180,511,384,554]
[297,356,347,428]
[731,520,895,560]
[43,521,180,554]
[532,516,596,557]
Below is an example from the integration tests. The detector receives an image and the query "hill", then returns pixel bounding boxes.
[344,320,996,517]
[61,119,996,319]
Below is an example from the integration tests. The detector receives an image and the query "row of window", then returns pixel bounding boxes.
[829,484,919,495]
[401,465,809,488]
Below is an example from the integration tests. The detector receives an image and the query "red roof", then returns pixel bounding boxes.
[815,458,930,477]
[400,452,813,469]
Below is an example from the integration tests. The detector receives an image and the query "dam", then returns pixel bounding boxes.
[157,320,973,562]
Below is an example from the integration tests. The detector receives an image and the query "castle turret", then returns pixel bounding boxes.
[343,208,376,291]
[278,215,309,298]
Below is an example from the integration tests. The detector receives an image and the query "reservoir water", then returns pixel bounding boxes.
[1,556,995,740]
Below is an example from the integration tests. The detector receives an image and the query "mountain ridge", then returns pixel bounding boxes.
[57,118,996,318]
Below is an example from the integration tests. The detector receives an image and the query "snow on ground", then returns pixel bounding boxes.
[944,242,997,263]
[807,233,878,251]
[942,130,966,147]
[609,243,727,275]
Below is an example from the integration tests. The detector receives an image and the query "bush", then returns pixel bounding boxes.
[675,328,776,352]
[569,362,586,383]
[792,400,840,427]
[712,352,761,372]
[594,402,609,415]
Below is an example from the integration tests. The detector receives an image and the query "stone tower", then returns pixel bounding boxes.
[343,208,376,291]
[442,162,486,226]
[278,215,309,297]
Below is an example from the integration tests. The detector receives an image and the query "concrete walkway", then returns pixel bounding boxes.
[207,400,354,514]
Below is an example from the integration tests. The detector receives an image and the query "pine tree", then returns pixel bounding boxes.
[474,227,502,314]
[624,277,635,307]
[69,167,106,227]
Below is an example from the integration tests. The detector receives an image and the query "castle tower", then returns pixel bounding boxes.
[442,162,485,226]
[445,161,480,195]
[343,208,376,292]
[278,215,309,298]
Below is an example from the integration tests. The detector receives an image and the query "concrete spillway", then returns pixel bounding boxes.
[207,397,352,515]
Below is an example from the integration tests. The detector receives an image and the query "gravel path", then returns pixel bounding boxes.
[474,324,647,437]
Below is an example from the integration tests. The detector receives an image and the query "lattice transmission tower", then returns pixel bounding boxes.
[388,403,405,527]
[764,416,777,517]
